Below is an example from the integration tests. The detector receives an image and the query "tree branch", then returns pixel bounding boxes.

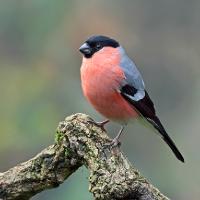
[0,113,169,200]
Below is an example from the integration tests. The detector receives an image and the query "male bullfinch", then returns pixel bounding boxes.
[79,35,184,162]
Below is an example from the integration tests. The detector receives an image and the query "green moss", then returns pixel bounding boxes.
[55,131,64,143]
[64,147,69,156]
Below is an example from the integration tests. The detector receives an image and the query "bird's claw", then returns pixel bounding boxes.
[87,119,109,131]
[104,138,121,149]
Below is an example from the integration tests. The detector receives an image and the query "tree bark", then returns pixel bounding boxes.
[0,113,169,200]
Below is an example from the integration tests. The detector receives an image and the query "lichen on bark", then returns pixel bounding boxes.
[0,113,169,200]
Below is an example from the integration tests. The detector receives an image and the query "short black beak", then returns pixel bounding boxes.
[79,43,91,55]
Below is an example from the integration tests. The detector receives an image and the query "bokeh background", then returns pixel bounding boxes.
[0,0,199,199]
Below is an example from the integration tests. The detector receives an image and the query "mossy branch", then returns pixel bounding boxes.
[0,113,169,200]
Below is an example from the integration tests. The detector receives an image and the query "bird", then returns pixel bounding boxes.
[79,35,184,162]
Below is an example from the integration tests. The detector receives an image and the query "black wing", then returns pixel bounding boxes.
[121,84,184,162]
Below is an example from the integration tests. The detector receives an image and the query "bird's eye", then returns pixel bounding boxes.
[96,43,102,50]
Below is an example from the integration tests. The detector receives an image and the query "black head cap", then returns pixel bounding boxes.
[79,35,119,58]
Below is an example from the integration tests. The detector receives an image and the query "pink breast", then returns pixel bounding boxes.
[80,47,139,122]
[91,91,139,122]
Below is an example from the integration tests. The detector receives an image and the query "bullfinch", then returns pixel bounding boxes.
[79,35,184,162]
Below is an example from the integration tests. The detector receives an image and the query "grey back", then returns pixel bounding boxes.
[119,46,145,101]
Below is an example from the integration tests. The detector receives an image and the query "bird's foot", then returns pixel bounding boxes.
[103,137,121,157]
[103,126,124,150]
[104,137,121,149]
[88,119,109,131]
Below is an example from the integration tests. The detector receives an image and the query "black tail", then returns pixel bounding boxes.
[120,88,184,162]
[161,129,184,162]
[147,116,185,163]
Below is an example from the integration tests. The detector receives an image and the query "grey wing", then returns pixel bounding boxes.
[119,46,145,101]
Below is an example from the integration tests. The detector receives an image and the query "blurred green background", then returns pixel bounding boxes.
[0,0,199,199]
